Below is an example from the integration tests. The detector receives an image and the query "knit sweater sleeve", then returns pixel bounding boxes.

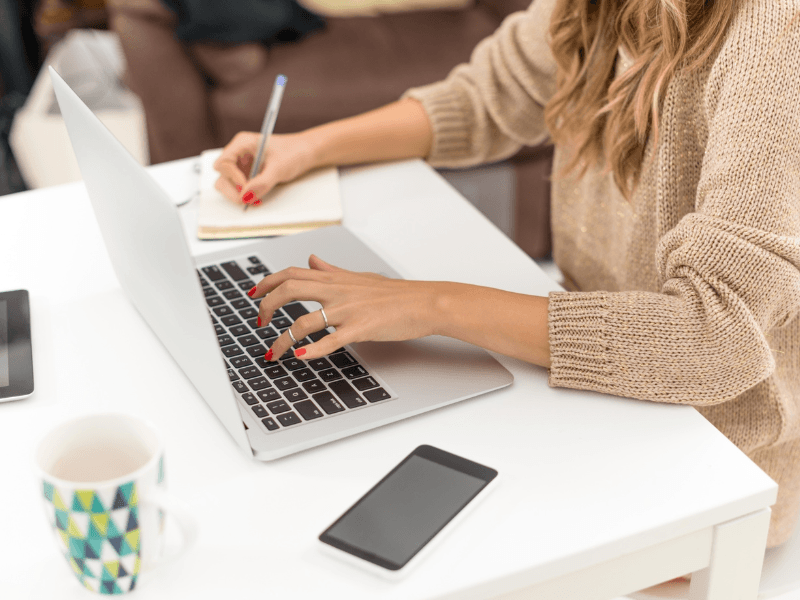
[400,0,558,168]
[547,1,800,405]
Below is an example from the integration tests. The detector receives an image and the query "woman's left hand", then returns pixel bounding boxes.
[249,255,448,361]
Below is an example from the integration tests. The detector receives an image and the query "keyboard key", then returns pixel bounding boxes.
[308,358,332,371]
[319,369,343,383]
[255,356,270,369]
[238,279,256,291]
[273,377,298,392]
[241,392,258,405]
[230,298,250,310]
[238,366,261,379]
[264,365,288,379]
[329,347,347,355]
[222,345,243,357]
[202,265,225,281]
[283,302,310,320]
[221,315,242,327]
[199,275,209,287]
[342,365,368,379]
[203,287,217,298]
[328,380,366,408]
[330,352,358,369]
[221,261,249,281]
[364,388,391,403]
[230,325,249,337]
[313,392,346,414]
[230,355,252,368]
[284,388,308,403]
[246,344,268,358]
[277,412,302,427]
[227,368,239,382]
[206,296,225,307]
[215,280,234,290]
[239,307,258,319]
[247,318,260,329]
[294,337,311,348]
[271,317,292,330]
[352,376,379,391]
[266,400,291,414]
[248,264,269,275]
[232,380,248,394]
[256,327,277,341]
[213,305,233,317]
[214,324,225,335]
[248,255,262,264]
[292,368,316,382]
[238,335,260,347]
[252,404,268,418]
[223,289,241,300]
[302,380,326,394]
[218,334,234,347]
[282,358,306,371]
[295,400,323,420]
[248,376,271,391]
[308,330,329,342]
[262,417,279,431]
[257,388,281,402]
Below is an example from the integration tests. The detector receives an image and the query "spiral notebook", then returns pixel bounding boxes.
[197,148,343,239]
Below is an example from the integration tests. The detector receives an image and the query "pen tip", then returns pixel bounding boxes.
[276,74,287,86]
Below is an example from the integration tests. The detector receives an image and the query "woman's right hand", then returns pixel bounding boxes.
[213,131,317,206]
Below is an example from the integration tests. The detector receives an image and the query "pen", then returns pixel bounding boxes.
[244,74,287,211]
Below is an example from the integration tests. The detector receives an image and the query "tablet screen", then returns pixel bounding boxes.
[0,299,8,388]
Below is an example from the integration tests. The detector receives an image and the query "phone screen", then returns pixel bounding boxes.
[321,450,492,571]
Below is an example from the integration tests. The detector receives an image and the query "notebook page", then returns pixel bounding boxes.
[197,148,342,231]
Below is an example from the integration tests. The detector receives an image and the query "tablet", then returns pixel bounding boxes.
[0,290,34,402]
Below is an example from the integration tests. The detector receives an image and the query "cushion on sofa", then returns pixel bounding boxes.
[299,0,473,17]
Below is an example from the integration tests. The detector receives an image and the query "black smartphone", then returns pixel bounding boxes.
[318,444,499,578]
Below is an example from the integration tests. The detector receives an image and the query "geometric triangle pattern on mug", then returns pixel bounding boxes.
[42,480,141,594]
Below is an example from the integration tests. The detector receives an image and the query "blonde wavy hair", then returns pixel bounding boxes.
[543,0,736,201]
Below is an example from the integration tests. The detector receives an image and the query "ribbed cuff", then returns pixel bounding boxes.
[401,82,475,167]
[547,291,613,391]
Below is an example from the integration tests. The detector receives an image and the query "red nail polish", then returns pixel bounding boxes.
[235,184,242,192]
[294,348,307,357]
[252,199,261,206]
[247,286,257,297]
[264,349,273,361]
[242,191,254,203]
[257,316,261,327]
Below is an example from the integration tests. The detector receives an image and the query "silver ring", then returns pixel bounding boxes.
[319,307,329,329]
[287,327,298,345]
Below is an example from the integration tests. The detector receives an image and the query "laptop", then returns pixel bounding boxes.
[50,66,514,460]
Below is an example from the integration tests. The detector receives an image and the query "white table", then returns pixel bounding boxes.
[0,158,778,599]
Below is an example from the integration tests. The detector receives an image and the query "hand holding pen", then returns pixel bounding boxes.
[243,74,287,211]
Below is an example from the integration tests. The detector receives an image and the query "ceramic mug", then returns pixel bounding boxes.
[35,413,197,594]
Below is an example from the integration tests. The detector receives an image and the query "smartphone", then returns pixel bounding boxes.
[318,444,499,578]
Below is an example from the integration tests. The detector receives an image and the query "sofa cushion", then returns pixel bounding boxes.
[299,0,472,17]
[209,8,501,144]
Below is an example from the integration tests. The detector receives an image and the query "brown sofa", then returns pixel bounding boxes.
[106,0,554,258]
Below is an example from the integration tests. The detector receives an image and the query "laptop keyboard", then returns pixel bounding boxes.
[197,255,396,434]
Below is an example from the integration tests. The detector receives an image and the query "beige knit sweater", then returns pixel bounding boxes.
[403,0,800,548]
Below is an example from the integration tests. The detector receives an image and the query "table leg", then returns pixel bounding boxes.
[689,508,771,600]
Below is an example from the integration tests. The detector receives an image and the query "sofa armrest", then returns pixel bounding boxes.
[475,0,532,21]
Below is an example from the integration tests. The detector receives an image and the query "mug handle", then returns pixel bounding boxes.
[140,487,198,570]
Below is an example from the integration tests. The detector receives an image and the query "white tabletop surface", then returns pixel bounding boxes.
[0,158,778,599]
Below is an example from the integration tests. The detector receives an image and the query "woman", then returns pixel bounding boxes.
[214,0,800,549]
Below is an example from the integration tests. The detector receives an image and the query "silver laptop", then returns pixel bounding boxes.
[50,66,514,460]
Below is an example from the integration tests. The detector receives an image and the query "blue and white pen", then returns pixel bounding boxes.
[244,74,287,211]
